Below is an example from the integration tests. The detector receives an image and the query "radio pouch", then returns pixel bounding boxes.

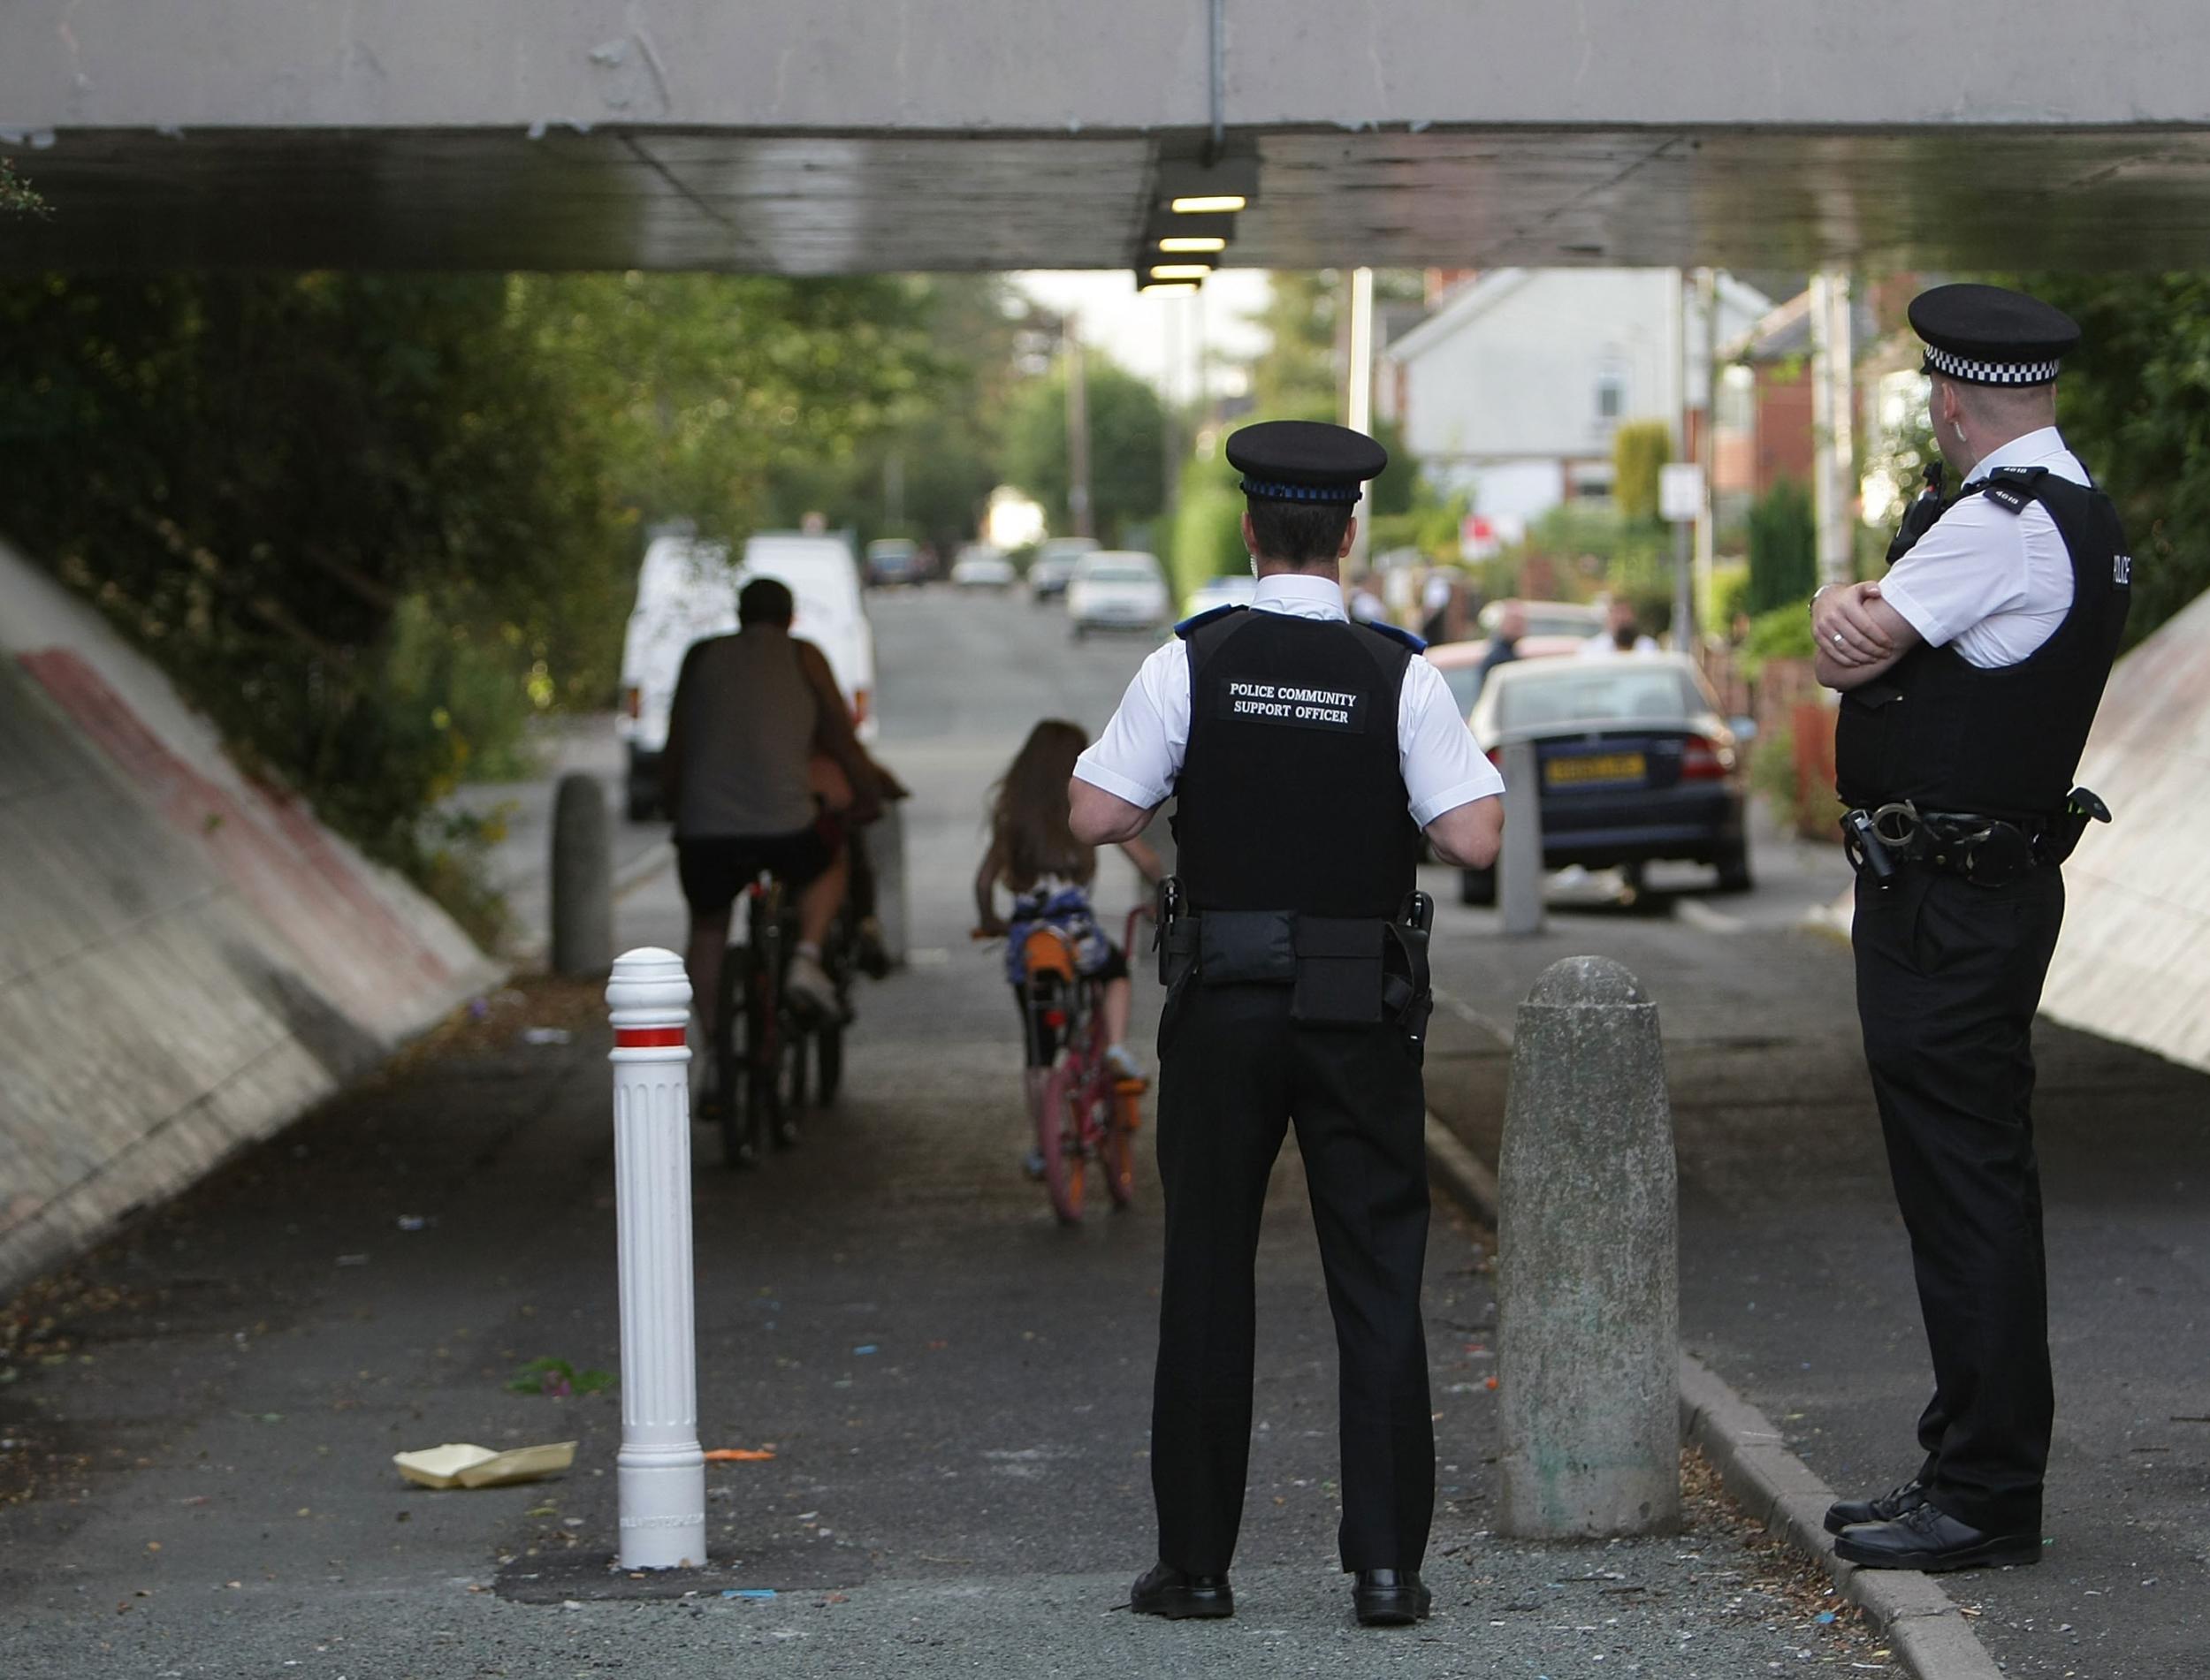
[1196,910,1296,985]
[1290,916,1386,1025]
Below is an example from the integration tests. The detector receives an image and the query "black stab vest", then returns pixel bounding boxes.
[1834,468,2131,823]
[1171,610,1421,917]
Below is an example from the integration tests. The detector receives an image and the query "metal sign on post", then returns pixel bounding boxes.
[1659,463,1704,650]
[1658,462,1703,524]
[606,947,706,1570]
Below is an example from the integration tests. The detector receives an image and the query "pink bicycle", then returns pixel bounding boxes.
[1017,908,1148,1225]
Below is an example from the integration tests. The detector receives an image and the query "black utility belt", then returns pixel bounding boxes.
[1841,796,2103,889]
[1156,905,1425,1027]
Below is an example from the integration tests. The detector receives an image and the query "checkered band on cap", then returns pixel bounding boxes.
[1922,346,2061,386]
[1239,476,1363,504]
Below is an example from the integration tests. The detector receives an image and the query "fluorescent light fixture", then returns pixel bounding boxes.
[1139,280,1200,294]
[1170,194,1246,214]
[1148,263,1213,280]
[1158,235,1228,254]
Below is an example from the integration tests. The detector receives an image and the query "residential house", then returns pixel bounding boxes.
[1377,269,1772,532]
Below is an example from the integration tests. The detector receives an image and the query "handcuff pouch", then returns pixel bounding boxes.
[1290,916,1386,1025]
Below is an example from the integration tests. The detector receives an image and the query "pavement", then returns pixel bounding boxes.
[1419,827,2210,1678]
[3,588,2196,1677]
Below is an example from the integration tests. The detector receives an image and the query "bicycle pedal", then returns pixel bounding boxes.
[1112,1076,1148,1095]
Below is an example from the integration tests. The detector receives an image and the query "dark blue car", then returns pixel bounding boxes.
[1459,651,1752,904]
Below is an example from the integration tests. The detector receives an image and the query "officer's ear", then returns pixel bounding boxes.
[1241,510,1258,557]
[1337,516,1358,561]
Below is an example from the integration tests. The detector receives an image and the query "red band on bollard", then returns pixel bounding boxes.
[614,1026,687,1048]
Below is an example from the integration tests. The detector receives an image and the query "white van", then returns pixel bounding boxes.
[616,531,876,822]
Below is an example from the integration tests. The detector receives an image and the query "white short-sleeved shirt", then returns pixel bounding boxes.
[1878,427,2087,669]
[1071,573,1506,828]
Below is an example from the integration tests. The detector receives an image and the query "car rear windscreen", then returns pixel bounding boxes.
[1497,668,1703,730]
[1086,566,1159,584]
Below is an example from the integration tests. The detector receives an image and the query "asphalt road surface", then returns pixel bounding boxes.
[0,587,1901,1678]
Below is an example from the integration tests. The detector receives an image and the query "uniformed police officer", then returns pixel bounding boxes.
[1812,284,2130,1572]
[1067,421,1505,1625]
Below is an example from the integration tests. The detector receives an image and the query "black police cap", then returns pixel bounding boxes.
[1909,283,2080,388]
[1224,420,1389,506]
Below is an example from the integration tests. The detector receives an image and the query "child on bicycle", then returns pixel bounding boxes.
[973,720,1162,1160]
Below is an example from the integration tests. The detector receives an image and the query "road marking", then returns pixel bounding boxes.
[1433,985,1514,1048]
[1673,898,1746,936]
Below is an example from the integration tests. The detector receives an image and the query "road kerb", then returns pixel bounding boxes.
[1679,1355,2005,1680]
[1421,1115,2003,1680]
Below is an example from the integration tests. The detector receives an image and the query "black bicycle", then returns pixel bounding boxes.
[709,872,863,1170]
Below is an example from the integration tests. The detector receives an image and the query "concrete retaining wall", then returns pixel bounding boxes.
[0,541,499,1296]
[2040,589,2210,1074]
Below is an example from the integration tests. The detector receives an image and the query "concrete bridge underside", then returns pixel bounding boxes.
[8,2,2210,272]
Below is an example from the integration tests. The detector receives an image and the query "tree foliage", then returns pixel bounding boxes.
[0,159,46,217]
[2023,272,2210,644]
[1746,477,1818,612]
[1001,353,1166,544]
[1611,420,1673,524]
[0,271,945,886]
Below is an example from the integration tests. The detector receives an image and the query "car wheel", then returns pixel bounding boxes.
[1459,866,1497,907]
[625,787,657,824]
[1715,840,1753,893]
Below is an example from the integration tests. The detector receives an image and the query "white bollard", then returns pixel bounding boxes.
[606,947,706,1570]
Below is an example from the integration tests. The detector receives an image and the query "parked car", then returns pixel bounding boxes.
[1458,652,1751,904]
[1026,536,1099,600]
[1065,551,1171,638]
[614,530,877,824]
[950,544,1017,589]
[865,537,920,587]
[740,532,878,745]
[617,535,739,822]
[1181,573,1257,620]
[1478,599,1606,642]
[1424,633,1588,717]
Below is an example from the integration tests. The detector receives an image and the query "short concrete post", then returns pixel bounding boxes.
[551,772,613,977]
[1497,954,1680,1537]
[606,948,705,1570]
[1498,740,1545,937]
[863,799,909,969]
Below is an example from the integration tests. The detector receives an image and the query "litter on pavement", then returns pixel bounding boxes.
[392,1441,578,1489]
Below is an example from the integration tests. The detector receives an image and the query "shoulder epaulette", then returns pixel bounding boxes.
[1360,619,1428,653]
[1175,604,1246,639]
[1978,465,2050,516]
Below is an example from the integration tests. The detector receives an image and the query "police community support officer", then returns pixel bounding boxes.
[1067,421,1505,1627]
[1812,284,2130,1572]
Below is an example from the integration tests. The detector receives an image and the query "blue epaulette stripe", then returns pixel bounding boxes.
[1175,604,1246,639]
[1363,620,1427,652]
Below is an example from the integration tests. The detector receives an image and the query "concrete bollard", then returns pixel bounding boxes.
[863,799,910,969]
[606,948,706,1570]
[551,772,613,977]
[1497,954,1680,1538]
[1498,739,1545,937]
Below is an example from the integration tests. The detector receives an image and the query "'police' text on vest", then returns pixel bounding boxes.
[1218,679,1367,734]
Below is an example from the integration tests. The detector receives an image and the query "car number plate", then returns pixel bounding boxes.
[1544,751,1647,787]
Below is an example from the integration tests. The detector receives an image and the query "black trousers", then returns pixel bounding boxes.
[1852,864,2065,1536]
[1149,979,1434,1575]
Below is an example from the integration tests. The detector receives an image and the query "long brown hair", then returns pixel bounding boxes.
[987,719,1095,890]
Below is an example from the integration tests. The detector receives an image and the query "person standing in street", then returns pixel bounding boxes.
[1472,598,1528,701]
[1813,284,2131,1572]
[1068,420,1505,1627]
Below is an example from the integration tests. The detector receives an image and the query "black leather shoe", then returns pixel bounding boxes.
[1353,1569,1433,1627]
[1130,1561,1233,1619]
[1833,1502,2041,1572]
[1824,1476,1927,1535]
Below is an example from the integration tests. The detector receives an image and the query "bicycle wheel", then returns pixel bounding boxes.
[740,955,782,1167]
[815,1021,844,1105]
[774,1009,806,1148]
[1035,1062,1084,1225]
[718,947,761,1170]
[1101,1081,1141,1210]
